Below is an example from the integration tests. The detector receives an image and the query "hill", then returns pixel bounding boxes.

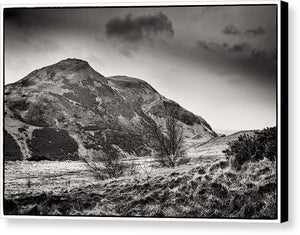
[4,58,217,161]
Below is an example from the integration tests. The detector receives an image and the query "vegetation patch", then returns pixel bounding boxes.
[223,127,277,170]
[27,128,79,161]
[63,83,98,109]
[4,130,23,161]
[83,129,149,156]
[7,99,29,112]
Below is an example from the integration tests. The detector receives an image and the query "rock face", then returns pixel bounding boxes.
[4,58,217,161]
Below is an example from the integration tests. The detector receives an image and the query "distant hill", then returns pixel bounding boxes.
[215,129,241,136]
[188,130,256,158]
[4,58,217,161]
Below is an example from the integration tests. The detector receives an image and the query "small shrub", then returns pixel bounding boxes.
[223,127,277,168]
[83,144,137,180]
[258,182,276,194]
[211,182,228,199]
[197,167,206,175]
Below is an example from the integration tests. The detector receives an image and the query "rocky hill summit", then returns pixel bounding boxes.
[4,58,217,161]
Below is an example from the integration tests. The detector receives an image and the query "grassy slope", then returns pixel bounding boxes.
[4,156,277,219]
[188,130,256,158]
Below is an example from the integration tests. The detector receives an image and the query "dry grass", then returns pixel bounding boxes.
[4,157,277,219]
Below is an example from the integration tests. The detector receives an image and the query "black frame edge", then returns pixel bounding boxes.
[280,0,288,223]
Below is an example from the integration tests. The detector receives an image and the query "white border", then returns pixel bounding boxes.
[277,0,282,224]
[0,1,4,223]
[0,0,283,223]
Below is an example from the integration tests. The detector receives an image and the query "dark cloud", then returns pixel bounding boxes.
[196,40,228,51]
[196,40,276,81]
[249,49,275,62]
[248,49,277,76]
[4,8,30,26]
[228,43,251,53]
[222,25,240,35]
[5,8,22,20]
[245,27,266,36]
[197,41,249,53]
[105,12,174,42]
[4,8,62,53]
[4,8,33,38]
[223,25,266,37]
[119,48,134,58]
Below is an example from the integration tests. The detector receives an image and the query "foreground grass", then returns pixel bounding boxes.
[4,158,277,219]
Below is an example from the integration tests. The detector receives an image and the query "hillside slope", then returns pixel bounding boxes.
[4,58,217,161]
[189,130,256,158]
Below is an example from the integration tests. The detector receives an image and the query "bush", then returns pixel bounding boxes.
[99,144,126,178]
[223,127,277,168]
[83,143,136,180]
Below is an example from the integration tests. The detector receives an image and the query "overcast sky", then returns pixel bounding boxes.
[4,5,277,131]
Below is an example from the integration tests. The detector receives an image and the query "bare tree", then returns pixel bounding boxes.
[146,106,186,167]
